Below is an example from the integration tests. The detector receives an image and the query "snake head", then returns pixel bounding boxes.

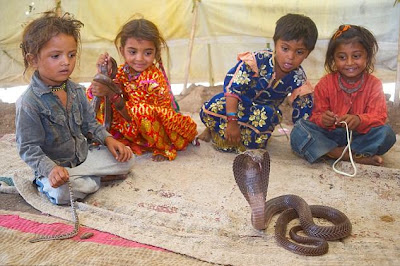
[233,149,270,202]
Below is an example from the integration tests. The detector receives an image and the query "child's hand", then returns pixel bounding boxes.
[321,110,337,127]
[96,52,112,74]
[337,114,360,130]
[48,166,70,188]
[105,137,133,162]
[91,81,114,97]
[225,121,241,145]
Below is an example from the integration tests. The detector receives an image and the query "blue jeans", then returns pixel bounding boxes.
[290,119,397,163]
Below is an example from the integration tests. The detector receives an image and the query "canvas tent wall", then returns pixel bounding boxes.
[0,0,399,104]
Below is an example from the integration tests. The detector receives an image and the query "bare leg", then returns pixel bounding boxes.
[326,147,383,166]
[152,154,168,162]
[197,128,211,142]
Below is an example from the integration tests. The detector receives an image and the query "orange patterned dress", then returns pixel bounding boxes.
[87,63,197,160]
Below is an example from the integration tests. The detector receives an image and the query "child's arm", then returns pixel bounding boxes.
[288,79,314,124]
[16,102,59,179]
[308,77,336,129]
[351,77,387,133]
[104,136,132,162]
[225,96,241,145]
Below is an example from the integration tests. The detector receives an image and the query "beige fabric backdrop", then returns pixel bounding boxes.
[0,0,399,87]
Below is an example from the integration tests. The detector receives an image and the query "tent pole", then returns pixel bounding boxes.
[183,0,200,90]
[55,0,62,16]
[395,14,400,107]
[207,43,214,86]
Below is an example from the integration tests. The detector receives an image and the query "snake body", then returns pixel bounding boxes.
[29,181,80,243]
[92,57,119,131]
[233,150,352,256]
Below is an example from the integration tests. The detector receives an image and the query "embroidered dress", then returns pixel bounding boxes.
[88,63,197,160]
[199,49,313,152]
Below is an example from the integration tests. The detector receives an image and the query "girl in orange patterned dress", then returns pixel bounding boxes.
[88,18,197,161]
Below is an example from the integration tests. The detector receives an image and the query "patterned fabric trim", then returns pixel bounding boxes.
[237,52,258,76]
[287,80,314,104]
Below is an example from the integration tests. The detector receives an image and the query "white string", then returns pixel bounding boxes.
[332,121,357,177]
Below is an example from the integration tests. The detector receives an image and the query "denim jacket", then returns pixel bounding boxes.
[16,71,111,180]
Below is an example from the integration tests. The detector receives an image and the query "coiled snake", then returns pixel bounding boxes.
[233,150,352,256]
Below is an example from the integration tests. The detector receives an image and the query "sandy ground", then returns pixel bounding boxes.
[0,84,399,221]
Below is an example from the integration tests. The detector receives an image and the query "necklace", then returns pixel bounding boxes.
[338,73,365,94]
[49,82,67,92]
[122,63,140,83]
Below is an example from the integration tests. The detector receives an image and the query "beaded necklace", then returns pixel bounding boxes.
[338,73,365,94]
[49,82,67,92]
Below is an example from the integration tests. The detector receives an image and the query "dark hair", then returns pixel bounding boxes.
[325,25,378,73]
[273,13,318,52]
[21,11,84,73]
[114,16,168,62]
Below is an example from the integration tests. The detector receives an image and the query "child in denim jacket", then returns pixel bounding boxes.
[16,11,134,205]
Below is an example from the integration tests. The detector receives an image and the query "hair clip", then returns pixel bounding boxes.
[333,25,351,40]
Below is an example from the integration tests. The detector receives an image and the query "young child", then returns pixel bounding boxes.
[198,13,318,152]
[290,25,397,166]
[16,11,134,205]
[88,17,197,162]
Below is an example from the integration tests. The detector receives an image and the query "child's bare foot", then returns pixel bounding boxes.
[197,128,211,142]
[152,154,168,162]
[354,155,383,166]
[101,174,128,182]
[326,147,383,166]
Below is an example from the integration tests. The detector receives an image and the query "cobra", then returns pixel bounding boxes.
[233,149,352,256]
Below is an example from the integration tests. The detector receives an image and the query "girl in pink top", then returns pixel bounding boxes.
[290,25,396,166]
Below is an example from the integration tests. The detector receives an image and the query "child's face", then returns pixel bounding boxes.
[333,42,367,82]
[274,39,309,78]
[30,33,77,86]
[120,37,156,72]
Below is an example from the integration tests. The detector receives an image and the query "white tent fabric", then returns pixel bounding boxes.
[0,0,399,90]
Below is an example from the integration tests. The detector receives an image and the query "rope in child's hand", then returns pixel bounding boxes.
[332,121,357,177]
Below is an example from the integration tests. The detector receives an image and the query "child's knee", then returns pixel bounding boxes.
[290,120,311,152]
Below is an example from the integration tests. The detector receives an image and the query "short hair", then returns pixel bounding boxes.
[21,11,83,72]
[273,13,318,52]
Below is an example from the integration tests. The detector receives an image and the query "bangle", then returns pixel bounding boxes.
[226,112,237,116]
[110,93,121,103]
[227,115,238,122]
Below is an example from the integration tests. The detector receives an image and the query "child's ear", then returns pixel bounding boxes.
[26,53,38,67]
[119,46,124,57]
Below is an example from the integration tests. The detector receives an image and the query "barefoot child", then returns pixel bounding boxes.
[16,11,134,205]
[198,13,318,152]
[88,17,197,161]
[290,25,396,166]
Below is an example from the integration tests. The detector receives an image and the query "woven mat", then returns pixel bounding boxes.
[2,132,400,265]
[0,210,208,265]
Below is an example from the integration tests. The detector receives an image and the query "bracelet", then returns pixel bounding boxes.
[227,115,238,122]
[110,93,121,103]
[226,112,237,116]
